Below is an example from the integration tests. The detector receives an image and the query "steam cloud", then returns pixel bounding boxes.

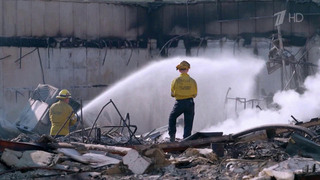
[203,59,320,135]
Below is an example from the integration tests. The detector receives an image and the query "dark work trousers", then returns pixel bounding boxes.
[168,98,195,139]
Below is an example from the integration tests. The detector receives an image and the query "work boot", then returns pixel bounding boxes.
[170,136,175,142]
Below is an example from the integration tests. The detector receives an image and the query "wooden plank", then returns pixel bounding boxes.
[0,139,45,152]
[132,135,232,152]
[53,142,132,156]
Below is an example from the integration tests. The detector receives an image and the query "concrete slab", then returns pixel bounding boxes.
[16,100,49,133]
[58,148,121,168]
[1,149,57,168]
[123,149,151,174]
[144,148,170,168]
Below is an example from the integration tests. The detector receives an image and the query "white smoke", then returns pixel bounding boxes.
[203,59,320,135]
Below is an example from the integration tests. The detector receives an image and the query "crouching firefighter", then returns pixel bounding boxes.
[49,89,77,138]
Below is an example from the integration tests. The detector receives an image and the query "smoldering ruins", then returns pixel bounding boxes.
[0,0,320,179]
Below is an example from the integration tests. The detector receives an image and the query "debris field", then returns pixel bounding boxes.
[1,118,320,180]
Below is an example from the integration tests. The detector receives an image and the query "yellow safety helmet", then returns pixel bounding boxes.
[56,89,72,99]
[176,60,190,70]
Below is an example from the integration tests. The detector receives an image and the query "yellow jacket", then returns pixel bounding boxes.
[171,73,197,100]
[49,100,77,136]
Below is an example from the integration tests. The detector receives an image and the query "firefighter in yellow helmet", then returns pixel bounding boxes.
[168,60,197,142]
[49,89,77,137]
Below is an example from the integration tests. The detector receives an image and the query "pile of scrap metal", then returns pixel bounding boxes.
[2,84,320,179]
[1,117,320,179]
[14,84,140,146]
[68,99,141,146]
[15,84,80,135]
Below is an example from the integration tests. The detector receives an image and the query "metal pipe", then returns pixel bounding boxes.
[232,124,317,139]
[87,100,113,141]
[37,48,46,84]
[158,34,186,57]
[14,48,37,63]
[80,99,85,143]
[0,55,11,61]
[86,99,140,144]
[109,100,141,144]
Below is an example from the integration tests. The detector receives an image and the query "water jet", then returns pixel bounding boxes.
[81,54,265,135]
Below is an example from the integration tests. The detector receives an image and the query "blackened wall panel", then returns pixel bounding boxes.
[3,0,16,37]
[110,5,126,38]
[31,1,45,37]
[45,1,60,37]
[87,3,100,39]
[0,1,2,36]
[238,1,256,35]
[125,6,138,40]
[59,2,74,37]
[73,3,87,39]
[99,3,112,37]
[255,1,274,34]
[220,2,238,36]
[188,3,205,37]
[17,1,32,36]
[204,2,220,36]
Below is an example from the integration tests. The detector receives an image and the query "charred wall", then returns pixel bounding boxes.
[0,0,319,123]
[0,0,319,49]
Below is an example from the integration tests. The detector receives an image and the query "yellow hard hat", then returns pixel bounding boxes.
[56,89,72,99]
[176,60,190,70]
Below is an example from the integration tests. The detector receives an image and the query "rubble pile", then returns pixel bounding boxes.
[2,78,320,179]
[1,120,320,180]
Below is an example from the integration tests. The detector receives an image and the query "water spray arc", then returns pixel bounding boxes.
[81,55,265,135]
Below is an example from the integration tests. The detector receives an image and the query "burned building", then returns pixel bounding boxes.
[0,0,319,135]
[0,0,320,179]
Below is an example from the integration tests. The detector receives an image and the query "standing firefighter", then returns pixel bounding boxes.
[49,89,77,137]
[168,60,197,142]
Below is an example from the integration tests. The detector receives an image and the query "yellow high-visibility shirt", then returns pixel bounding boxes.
[171,73,197,100]
[49,100,77,136]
